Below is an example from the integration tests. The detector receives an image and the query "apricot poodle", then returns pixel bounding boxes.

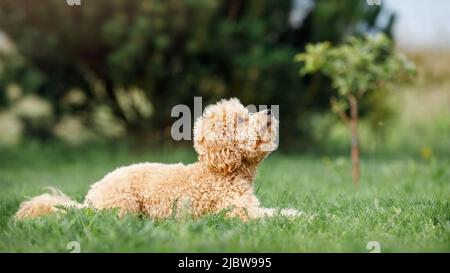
[16,98,300,220]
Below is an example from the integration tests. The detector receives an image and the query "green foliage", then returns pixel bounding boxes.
[295,34,415,103]
[0,0,392,148]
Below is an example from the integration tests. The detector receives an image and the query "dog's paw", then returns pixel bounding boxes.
[279,208,302,218]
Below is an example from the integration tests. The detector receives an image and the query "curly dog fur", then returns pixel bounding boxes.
[16,98,300,220]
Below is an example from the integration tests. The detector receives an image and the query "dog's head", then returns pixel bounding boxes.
[193,98,278,174]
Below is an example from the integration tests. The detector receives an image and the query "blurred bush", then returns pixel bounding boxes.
[0,111,23,145]
[0,0,392,149]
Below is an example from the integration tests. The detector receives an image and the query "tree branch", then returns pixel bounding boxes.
[330,97,350,123]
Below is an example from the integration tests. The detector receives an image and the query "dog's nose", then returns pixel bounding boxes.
[266,109,272,115]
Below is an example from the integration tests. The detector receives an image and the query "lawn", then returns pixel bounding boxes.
[0,142,449,252]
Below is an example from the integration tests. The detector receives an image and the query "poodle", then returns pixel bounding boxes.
[15,98,300,220]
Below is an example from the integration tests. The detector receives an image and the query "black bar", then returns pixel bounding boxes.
[0,253,447,272]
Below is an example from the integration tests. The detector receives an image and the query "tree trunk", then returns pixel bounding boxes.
[348,94,360,184]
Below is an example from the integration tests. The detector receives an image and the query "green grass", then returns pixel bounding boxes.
[0,142,449,252]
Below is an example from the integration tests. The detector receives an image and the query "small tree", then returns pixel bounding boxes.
[295,34,415,184]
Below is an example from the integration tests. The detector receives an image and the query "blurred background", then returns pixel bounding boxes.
[0,0,449,156]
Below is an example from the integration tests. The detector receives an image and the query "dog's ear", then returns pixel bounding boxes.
[203,145,242,174]
[194,118,241,173]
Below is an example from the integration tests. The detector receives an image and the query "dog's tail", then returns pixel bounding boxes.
[15,187,83,220]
